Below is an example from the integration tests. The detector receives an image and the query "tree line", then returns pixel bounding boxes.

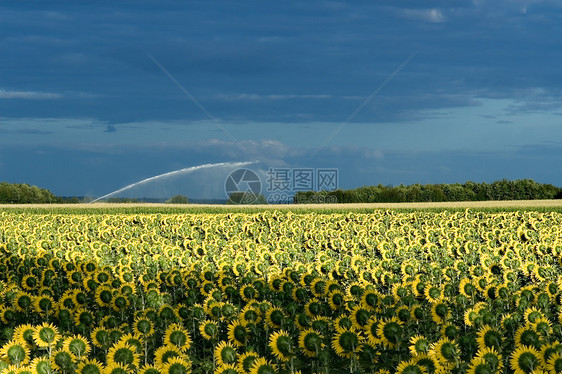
[294,179,562,204]
[0,182,59,204]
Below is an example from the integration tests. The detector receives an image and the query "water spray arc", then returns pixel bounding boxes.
[90,161,255,203]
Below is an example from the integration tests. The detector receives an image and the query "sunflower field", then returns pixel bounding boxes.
[1,210,562,374]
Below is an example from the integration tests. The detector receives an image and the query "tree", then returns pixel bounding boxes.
[166,195,190,204]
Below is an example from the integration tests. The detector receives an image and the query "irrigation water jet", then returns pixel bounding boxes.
[90,161,255,203]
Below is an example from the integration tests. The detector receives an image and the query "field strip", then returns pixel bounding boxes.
[2,199,562,210]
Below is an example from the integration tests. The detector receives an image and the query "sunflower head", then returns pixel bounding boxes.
[477,326,502,352]
[377,317,403,349]
[107,341,140,370]
[214,341,237,366]
[50,349,75,373]
[395,359,428,374]
[268,330,294,362]
[63,335,91,360]
[409,335,430,356]
[237,351,259,373]
[199,320,219,341]
[164,324,192,351]
[227,320,249,348]
[547,352,562,374]
[161,356,192,374]
[0,340,30,366]
[91,327,111,349]
[298,329,324,358]
[332,329,363,359]
[510,345,542,374]
[248,357,277,374]
[76,358,105,374]
[33,323,60,348]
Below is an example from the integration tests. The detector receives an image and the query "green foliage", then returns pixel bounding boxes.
[294,179,562,204]
[165,195,190,204]
[0,182,58,204]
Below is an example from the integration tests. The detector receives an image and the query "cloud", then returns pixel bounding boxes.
[0,89,62,100]
[402,8,446,23]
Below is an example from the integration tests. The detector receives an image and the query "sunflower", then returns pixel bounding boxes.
[327,289,345,311]
[268,330,294,362]
[424,284,443,304]
[365,317,381,346]
[377,317,403,349]
[63,335,91,360]
[346,282,364,300]
[50,349,75,373]
[227,320,249,347]
[21,274,39,291]
[12,325,35,348]
[133,316,155,338]
[311,316,332,334]
[240,284,258,302]
[334,315,354,333]
[214,341,237,366]
[138,365,162,374]
[28,356,52,374]
[248,357,277,374]
[239,305,261,325]
[74,308,95,327]
[395,359,428,374]
[111,294,130,312]
[534,317,552,337]
[430,337,459,366]
[409,335,430,356]
[459,278,478,298]
[350,305,372,330]
[14,292,33,313]
[33,323,60,349]
[159,356,191,374]
[430,299,450,324]
[199,320,219,341]
[546,352,562,374]
[361,289,380,310]
[102,362,130,374]
[510,345,544,374]
[410,304,425,322]
[466,357,493,374]
[304,299,323,318]
[541,341,562,367]
[515,325,542,350]
[164,324,192,352]
[76,358,105,374]
[525,307,546,324]
[91,327,112,349]
[0,340,30,366]
[412,353,438,374]
[332,328,363,359]
[159,304,180,323]
[107,341,140,370]
[265,307,285,329]
[237,351,259,373]
[476,325,502,351]
[298,328,324,357]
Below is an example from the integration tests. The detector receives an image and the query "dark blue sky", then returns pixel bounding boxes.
[1,1,562,199]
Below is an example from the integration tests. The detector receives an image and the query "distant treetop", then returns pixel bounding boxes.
[0,182,58,204]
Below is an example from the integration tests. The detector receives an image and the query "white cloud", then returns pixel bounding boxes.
[402,8,446,23]
[0,89,62,100]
